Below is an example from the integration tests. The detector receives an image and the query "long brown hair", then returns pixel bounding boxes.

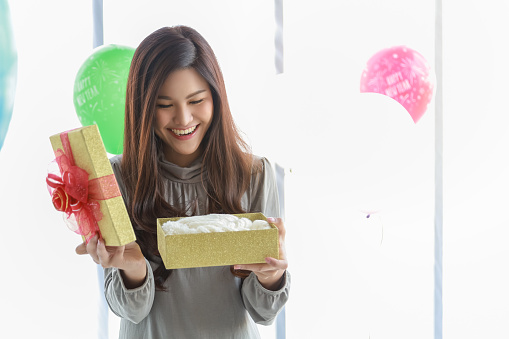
[122,26,254,288]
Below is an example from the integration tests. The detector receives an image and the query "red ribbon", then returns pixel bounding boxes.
[46,131,121,243]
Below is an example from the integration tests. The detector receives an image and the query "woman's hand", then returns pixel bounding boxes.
[234,217,288,291]
[75,235,147,289]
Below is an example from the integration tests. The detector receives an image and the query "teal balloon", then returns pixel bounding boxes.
[0,0,17,152]
[73,44,135,154]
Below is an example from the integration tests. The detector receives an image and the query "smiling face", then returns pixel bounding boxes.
[154,68,214,167]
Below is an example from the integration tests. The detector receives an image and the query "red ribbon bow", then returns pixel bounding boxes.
[46,130,120,243]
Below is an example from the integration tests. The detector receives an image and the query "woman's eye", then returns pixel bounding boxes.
[190,99,203,105]
[157,104,172,108]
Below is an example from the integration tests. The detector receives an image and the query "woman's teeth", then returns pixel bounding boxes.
[171,126,197,136]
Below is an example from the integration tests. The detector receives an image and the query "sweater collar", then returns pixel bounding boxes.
[157,153,205,183]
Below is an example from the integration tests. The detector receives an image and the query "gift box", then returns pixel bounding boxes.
[157,213,279,269]
[48,125,135,246]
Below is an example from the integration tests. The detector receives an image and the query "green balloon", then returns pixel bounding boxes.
[73,44,135,154]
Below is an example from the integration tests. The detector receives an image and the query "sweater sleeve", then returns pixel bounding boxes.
[241,270,291,325]
[103,259,156,324]
[241,156,290,325]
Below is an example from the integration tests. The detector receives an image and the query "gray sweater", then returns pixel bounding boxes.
[104,154,290,339]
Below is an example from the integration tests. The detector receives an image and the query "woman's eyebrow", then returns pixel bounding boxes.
[157,95,172,100]
[157,89,207,101]
[186,89,206,99]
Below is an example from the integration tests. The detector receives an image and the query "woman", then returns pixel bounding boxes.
[76,26,290,338]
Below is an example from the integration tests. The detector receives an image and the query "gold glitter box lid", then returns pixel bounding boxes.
[49,125,136,246]
[157,213,279,269]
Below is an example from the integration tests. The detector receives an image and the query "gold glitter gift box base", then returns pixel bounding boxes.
[49,125,136,246]
[157,213,279,269]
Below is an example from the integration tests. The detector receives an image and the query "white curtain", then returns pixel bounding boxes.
[443,1,509,338]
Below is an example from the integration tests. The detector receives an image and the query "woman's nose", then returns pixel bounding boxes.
[173,105,193,126]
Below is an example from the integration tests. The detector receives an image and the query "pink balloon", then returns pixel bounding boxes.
[360,46,434,123]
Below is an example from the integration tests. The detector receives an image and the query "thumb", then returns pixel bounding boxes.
[75,242,87,255]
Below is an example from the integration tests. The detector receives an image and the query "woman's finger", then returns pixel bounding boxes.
[86,235,100,264]
[97,239,125,268]
[75,242,87,255]
[234,263,265,272]
[96,238,110,266]
[235,258,287,273]
[267,218,287,261]
[267,217,286,239]
[264,257,289,270]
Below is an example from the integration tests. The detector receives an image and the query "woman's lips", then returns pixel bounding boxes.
[168,125,199,140]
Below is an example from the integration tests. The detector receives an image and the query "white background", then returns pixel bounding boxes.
[1,0,508,338]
